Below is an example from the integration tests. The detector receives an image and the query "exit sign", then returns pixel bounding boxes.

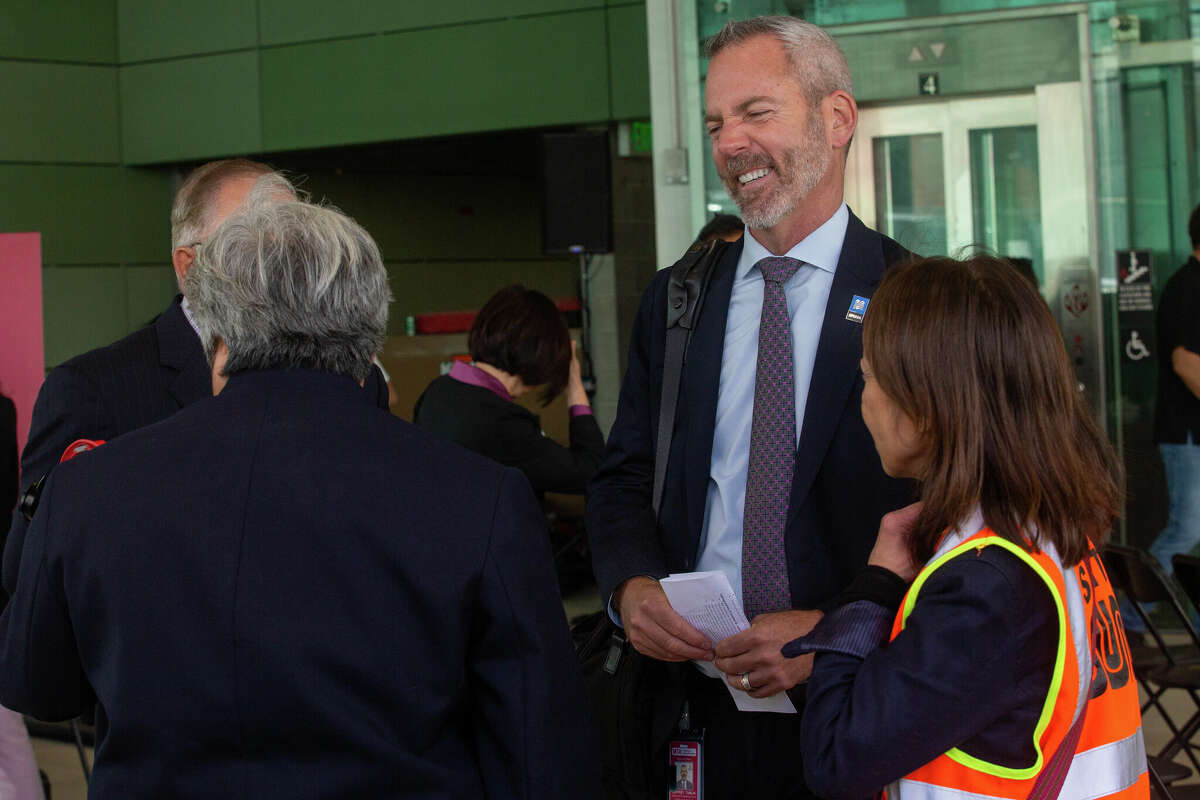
[630,121,653,154]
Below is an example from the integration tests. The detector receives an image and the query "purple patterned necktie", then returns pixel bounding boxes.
[742,256,803,621]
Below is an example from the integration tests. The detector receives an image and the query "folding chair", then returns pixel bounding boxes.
[1171,554,1200,628]
[1104,545,1200,775]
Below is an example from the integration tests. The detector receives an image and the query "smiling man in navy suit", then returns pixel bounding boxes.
[0,180,597,799]
[587,16,913,798]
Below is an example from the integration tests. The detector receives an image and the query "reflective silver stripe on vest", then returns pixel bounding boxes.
[1058,727,1146,799]
[1061,564,1092,724]
[887,727,1147,800]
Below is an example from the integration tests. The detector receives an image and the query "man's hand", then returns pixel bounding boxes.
[615,576,713,662]
[714,609,823,697]
[867,501,923,583]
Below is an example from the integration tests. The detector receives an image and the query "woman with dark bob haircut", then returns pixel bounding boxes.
[784,255,1146,800]
[413,284,604,497]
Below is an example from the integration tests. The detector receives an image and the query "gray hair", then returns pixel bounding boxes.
[171,158,277,249]
[183,177,391,383]
[705,16,853,107]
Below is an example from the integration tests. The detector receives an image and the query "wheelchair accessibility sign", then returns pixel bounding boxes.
[1121,328,1152,363]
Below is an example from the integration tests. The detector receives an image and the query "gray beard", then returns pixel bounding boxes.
[722,123,830,230]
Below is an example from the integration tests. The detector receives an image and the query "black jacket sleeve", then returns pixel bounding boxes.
[0,471,94,720]
[585,278,672,604]
[5,364,112,595]
[492,408,605,496]
[469,468,601,798]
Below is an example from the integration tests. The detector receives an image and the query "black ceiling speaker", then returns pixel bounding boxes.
[541,131,613,255]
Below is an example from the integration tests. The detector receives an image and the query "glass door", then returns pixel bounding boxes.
[845,83,1102,420]
[847,93,1041,272]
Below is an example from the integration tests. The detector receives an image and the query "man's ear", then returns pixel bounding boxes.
[824,90,857,151]
[172,246,195,289]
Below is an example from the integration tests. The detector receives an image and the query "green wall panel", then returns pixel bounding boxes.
[386,259,576,327]
[0,165,124,264]
[607,4,650,119]
[121,51,261,164]
[0,62,119,163]
[1126,81,1171,255]
[302,171,548,262]
[126,265,180,327]
[0,0,115,63]
[120,166,177,263]
[258,0,600,47]
[117,0,258,63]
[41,266,127,366]
[260,11,610,152]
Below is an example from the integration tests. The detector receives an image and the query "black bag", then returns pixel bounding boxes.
[573,238,729,798]
[573,610,684,799]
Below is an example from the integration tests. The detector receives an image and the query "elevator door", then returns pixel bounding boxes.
[844,82,1103,416]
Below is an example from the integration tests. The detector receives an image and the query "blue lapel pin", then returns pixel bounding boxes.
[845,294,869,323]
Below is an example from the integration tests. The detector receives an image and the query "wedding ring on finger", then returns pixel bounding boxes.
[740,672,753,692]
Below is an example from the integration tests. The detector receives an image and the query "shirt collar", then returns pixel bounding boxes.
[448,360,512,402]
[180,296,202,340]
[737,202,849,281]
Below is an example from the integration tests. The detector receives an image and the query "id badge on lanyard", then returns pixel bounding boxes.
[668,701,703,800]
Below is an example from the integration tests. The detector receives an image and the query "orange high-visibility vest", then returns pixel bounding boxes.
[885,526,1147,800]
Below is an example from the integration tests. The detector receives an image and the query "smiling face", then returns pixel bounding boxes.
[860,356,926,479]
[704,35,833,232]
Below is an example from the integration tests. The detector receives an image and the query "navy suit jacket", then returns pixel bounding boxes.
[5,295,389,594]
[4,295,209,593]
[0,395,15,524]
[0,368,598,799]
[588,212,914,612]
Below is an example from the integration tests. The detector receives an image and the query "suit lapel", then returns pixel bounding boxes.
[787,213,887,525]
[157,296,213,408]
[683,240,741,546]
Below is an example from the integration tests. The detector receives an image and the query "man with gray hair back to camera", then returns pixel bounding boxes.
[0,182,598,799]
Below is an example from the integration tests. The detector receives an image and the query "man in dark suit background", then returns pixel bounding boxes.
[4,158,276,592]
[5,159,393,593]
[586,16,912,798]
[0,179,597,798]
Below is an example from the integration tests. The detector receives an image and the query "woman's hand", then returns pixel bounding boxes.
[867,502,923,583]
[566,341,590,407]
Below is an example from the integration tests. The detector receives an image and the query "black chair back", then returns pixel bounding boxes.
[1173,555,1200,618]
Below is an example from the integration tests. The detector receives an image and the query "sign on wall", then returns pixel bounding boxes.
[0,233,45,456]
[1116,249,1155,364]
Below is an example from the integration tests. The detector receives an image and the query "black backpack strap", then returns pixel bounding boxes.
[652,238,729,516]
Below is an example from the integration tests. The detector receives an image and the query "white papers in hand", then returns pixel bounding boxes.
[659,571,796,714]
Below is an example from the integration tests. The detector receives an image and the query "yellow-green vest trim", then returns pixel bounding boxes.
[896,535,1069,781]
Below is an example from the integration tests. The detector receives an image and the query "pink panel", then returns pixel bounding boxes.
[0,233,44,458]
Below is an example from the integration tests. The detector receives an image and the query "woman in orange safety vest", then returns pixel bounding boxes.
[784,254,1147,800]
